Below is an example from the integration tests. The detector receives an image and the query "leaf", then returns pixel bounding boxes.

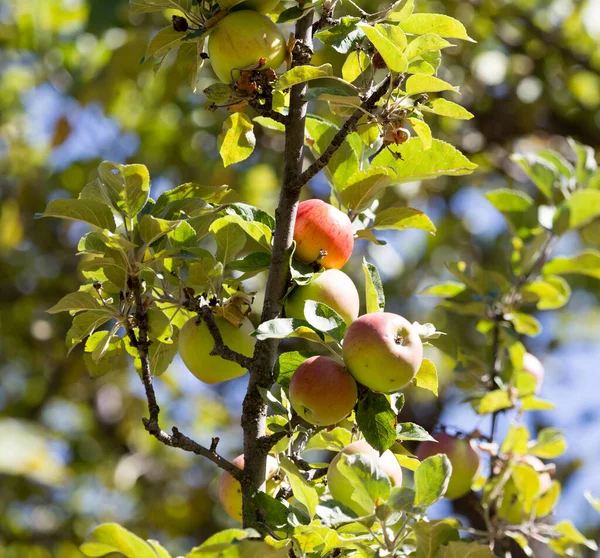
[274,351,308,388]
[511,153,558,200]
[227,252,271,280]
[305,427,352,451]
[421,282,466,297]
[148,540,172,558]
[314,17,364,53]
[500,425,530,456]
[373,206,436,233]
[405,33,452,61]
[521,276,571,310]
[568,137,598,186]
[396,422,434,442]
[339,167,397,212]
[39,199,116,232]
[549,520,598,556]
[209,217,247,264]
[342,50,371,82]
[400,13,474,41]
[356,392,397,453]
[475,390,513,414]
[83,334,128,379]
[177,40,204,91]
[220,214,272,251]
[66,310,114,353]
[275,64,334,90]
[543,250,600,279]
[553,190,600,234]
[303,300,347,342]
[413,359,438,395]
[520,395,555,411]
[218,113,256,168]
[413,520,460,558]
[408,116,432,150]
[47,291,103,314]
[147,308,174,344]
[139,214,180,243]
[414,454,452,507]
[80,523,157,558]
[585,491,600,513]
[253,318,323,342]
[359,23,408,73]
[420,98,474,120]
[279,456,319,520]
[152,183,232,217]
[362,258,385,313]
[372,138,476,183]
[144,25,185,60]
[437,541,495,558]
[405,74,458,95]
[388,0,414,22]
[510,312,542,337]
[97,161,150,219]
[485,189,534,213]
[529,428,567,459]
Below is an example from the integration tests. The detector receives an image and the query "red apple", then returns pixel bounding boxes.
[289,356,358,426]
[522,352,544,393]
[416,433,480,500]
[284,269,359,325]
[207,11,287,84]
[218,454,279,521]
[342,313,423,393]
[293,199,354,269]
[327,439,403,516]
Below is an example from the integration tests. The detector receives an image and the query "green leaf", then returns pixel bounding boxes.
[485,189,534,213]
[510,312,542,337]
[66,310,114,353]
[388,0,414,22]
[412,520,460,558]
[372,138,476,183]
[209,217,247,264]
[549,520,598,556]
[39,199,116,232]
[83,333,128,379]
[387,486,418,513]
[543,250,600,279]
[396,422,434,442]
[253,318,323,342]
[400,13,474,41]
[414,454,452,507]
[529,428,567,459]
[279,456,319,519]
[420,98,474,120]
[305,427,352,451]
[373,206,436,234]
[144,25,185,60]
[362,258,385,313]
[227,252,271,280]
[421,282,466,297]
[147,308,174,344]
[511,153,558,200]
[152,183,233,217]
[148,540,172,558]
[475,390,513,414]
[405,74,458,95]
[520,395,555,411]
[129,0,173,13]
[408,116,432,150]
[359,23,408,73]
[139,214,180,244]
[500,425,529,456]
[314,17,364,54]
[339,167,397,212]
[220,214,272,251]
[356,392,397,453]
[98,161,150,219]
[274,351,308,388]
[553,190,600,234]
[355,228,387,245]
[47,291,103,314]
[568,137,598,186]
[275,64,334,90]
[520,276,571,310]
[218,113,255,168]
[80,523,157,558]
[342,50,371,82]
[437,541,495,558]
[405,33,452,61]
[303,300,347,342]
[413,359,438,396]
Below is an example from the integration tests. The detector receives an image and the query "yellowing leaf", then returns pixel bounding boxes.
[218,113,256,168]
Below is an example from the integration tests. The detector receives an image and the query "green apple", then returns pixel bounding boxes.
[218,0,280,13]
[207,11,287,84]
[179,315,255,384]
[289,356,357,426]
[416,433,480,500]
[284,269,359,325]
[342,313,423,393]
[293,199,354,270]
[327,439,403,516]
[218,454,279,521]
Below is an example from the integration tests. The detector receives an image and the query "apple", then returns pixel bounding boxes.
[293,199,354,270]
[285,269,359,325]
[207,11,287,84]
[289,356,357,426]
[327,439,403,516]
[179,315,255,384]
[342,313,423,393]
[522,352,544,393]
[416,433,480,500]
[218,454,279,521]
[225,0,280,13]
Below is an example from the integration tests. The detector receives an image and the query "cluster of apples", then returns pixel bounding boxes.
[206,0,287,84]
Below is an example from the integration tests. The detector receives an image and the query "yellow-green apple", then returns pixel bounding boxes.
[179,316,255,384]
[293,199,354,269]
[218,454,279,521]
[207,11,287,84]
[289,356,357,426]
[327,439,403,516]
[221,0,280,13]
[284,269,359,325]
[522,352,544,393]
[416,433,480,500]
[342,313,423,393]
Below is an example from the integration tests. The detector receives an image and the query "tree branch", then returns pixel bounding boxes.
[129,276,243,481]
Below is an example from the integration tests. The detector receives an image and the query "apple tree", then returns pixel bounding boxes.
[39,0,600,556]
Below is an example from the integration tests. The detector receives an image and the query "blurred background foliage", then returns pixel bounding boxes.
[1,0,600,556]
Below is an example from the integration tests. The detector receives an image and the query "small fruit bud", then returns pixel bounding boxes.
[172,15,189,32]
